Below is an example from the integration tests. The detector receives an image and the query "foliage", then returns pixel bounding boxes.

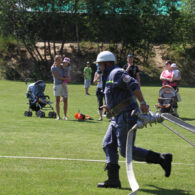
[165,43,195,84]
[0,36,20,79]
[0,0,194,82]
[164,0,195,84]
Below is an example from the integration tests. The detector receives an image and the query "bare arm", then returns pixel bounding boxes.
[67,70,71,77]
[136,72,141,86]
[177,71,181,80]
[133,89,149,113]
[53,71,65,81]
[126,65,131,72]
[93,72,100,84]
[66,70,71,82]
[160,72,171,81]
[175,71,181,81]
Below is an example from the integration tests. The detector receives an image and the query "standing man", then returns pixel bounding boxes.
[96,51,172,189]
[83,61,92,95]
[123,54,141,86]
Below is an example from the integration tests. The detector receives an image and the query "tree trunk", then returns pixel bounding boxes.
[76,22,80,53]
[48,41,53,61]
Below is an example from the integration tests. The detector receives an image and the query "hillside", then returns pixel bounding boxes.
[0,41,194,85]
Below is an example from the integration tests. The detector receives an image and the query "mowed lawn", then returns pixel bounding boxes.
[0,80,194,195]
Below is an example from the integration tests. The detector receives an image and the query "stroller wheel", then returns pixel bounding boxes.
[160,107,171,113]
[52,112,56,118]
[36,111,45,118]
[48,112,52,118]
[48,111,56,119]
[24,111,32,117]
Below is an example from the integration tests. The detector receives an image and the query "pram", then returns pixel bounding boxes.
[155,85,178,115]
[24,79,56,118]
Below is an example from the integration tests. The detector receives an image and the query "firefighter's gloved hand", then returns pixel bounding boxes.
[136,119,146,129]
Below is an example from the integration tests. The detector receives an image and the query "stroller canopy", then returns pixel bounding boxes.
[27,80,46,99]
[159,85,176,99]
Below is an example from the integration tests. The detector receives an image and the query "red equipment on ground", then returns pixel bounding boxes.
[74,112,93,121]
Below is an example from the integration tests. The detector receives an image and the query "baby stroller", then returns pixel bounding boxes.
[155,85,178,115]
[24,79,56,118]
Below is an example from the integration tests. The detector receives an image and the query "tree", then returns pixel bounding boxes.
[1,0,193,81]
[0,0,83,79]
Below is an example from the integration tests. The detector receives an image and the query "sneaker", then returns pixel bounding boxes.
[103,112,106,117]
[63,116,68,120]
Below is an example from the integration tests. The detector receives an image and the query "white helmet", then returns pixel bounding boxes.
[96,51,116,63]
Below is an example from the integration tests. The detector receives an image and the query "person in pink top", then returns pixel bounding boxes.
[160,60,172,84]
[160,60,179,90]
[160,60,179,117]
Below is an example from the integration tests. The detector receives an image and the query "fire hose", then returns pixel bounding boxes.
[126,110,195,195]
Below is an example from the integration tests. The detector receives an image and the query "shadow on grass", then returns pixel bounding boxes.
[140,185,192,195]
[27,116,99,123]
[180,117,195,121]
[119,187,131,191]
[68,119,98,123]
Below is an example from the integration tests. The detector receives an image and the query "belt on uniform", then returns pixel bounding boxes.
[106,96,136,118]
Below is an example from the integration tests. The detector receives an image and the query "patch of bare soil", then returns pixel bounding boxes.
[152,45,167,69]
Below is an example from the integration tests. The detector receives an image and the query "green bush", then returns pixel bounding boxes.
[166,44,195,85]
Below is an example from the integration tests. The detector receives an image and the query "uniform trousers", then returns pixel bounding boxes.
[103,111,149,164]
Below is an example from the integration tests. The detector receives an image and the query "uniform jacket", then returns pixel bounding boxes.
[104,66,139,113]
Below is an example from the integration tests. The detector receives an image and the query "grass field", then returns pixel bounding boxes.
[0,80,194,195]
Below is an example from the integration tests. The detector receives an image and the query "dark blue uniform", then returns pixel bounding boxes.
[103,67,149,164]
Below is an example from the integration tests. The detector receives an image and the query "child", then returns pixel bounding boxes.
[62,57,71,83]
[171,63,181,82]
[171,63,181,103]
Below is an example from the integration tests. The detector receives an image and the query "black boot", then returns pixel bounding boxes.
[97,163,121,188]
[146,150,172,177]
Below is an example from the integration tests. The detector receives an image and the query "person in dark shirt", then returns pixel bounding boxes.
[123,54,141,86]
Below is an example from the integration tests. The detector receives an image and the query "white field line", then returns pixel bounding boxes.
[0,155,194,166]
